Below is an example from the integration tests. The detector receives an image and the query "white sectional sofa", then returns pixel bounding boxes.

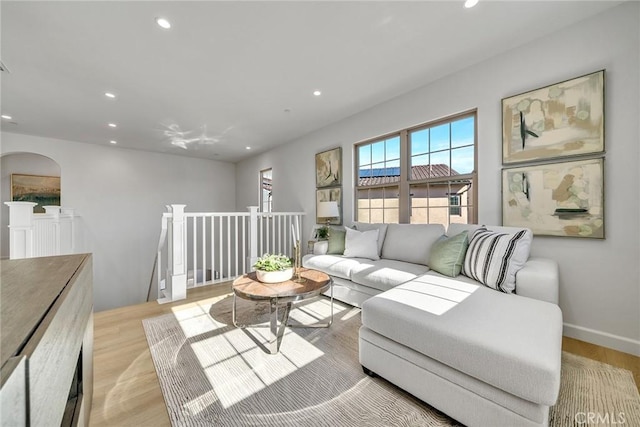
[303,223,559,307]
[303,223,563,427]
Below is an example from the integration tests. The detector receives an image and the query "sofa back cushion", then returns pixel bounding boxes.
[354,222,388,256]
[381,223,445,265]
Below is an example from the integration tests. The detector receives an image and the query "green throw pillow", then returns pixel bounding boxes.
[327,228,346,255]
[428,230,469,277]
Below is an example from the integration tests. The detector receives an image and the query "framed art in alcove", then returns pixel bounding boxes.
[502,70,604,164]
[11,174,61,213]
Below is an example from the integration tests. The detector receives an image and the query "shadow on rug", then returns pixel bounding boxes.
[143,294,640,427]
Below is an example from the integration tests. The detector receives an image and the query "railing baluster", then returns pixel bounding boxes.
[287,215,292,257]
[219,215,223,279]
[260,216,264,255]
[192,216,197,287]
[201,216,206,285]
[265,215,268,254]
[242,215,246,273]
[279,215,283,254]
[211,215,216,281]
[227,215,231,277]
[234,216,239,277]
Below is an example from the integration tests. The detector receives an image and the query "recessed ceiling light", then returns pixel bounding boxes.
[313,90,322,96]
[110,140,117,144]
[464,0,479,8]
[104,92,116,99]
[108,123,117,128]
[156,17,171,29]
[245,146,251,150]
[1,114,12,120]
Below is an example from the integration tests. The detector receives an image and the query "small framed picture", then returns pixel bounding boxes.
[316,187,342,225]
[315,147,342,188]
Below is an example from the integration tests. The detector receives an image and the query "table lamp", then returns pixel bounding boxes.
[317,201,340,226]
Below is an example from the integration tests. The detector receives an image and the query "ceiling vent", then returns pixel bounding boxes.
[0,60,10,73]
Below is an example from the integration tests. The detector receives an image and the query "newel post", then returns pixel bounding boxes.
[4,202,37,259]
[247,206,259,269]
[169,204,187,301]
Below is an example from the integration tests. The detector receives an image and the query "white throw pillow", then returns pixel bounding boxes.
[354,222,388,256]
[343,228,380,260]
[462,226,532,293]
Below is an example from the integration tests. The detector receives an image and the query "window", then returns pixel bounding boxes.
[260,168,272,213]
[449,195,461,216]
[355,111,477,226]
[357,136,400,223]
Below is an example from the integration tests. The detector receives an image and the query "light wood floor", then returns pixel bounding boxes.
[89,283,640,426]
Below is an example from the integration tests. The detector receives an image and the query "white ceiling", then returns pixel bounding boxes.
[1,1,622,163]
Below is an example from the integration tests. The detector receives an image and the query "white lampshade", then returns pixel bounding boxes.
[317,201,339,219]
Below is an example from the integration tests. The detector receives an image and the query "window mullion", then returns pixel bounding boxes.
[398,130,410,223]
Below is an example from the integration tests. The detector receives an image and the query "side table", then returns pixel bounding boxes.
[231,268,333,354]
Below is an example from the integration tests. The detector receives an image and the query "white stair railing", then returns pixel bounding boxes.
[156,205,305,304]
[4,202,79,259]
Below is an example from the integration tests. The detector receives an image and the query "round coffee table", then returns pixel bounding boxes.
[232,268,333,354]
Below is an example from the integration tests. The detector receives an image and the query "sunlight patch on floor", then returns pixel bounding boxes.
[289,298,346,325]
[176,299,332,410]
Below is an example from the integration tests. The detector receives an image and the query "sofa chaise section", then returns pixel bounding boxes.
[360,275,563,427]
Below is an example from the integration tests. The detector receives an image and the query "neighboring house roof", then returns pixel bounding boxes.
[262,177,272,191]
[358,164,459,186]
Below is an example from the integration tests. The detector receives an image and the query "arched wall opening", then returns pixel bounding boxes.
[1,152,62,258]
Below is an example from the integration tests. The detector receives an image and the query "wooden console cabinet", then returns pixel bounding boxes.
[1,254,93,426]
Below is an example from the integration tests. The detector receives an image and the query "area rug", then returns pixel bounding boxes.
[143,294,640,426]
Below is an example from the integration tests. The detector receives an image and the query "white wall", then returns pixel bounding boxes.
[1,132,236,311]
[236,2,640,355]
[1,152,61,257]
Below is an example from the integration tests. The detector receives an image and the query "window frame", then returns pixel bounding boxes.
[354,110,477,225]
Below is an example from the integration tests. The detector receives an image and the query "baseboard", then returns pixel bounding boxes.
[563,323,640,356]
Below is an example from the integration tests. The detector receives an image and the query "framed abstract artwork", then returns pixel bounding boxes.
[316,187,342,225]
[315,147,342,188]
[502,70,604,164]
[11,174,61,214]
[502,158,604,238]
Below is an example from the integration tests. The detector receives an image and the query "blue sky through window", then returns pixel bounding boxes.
[360,115,474,179]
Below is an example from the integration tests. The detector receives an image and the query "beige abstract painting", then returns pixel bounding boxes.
[502,158,604,238]
[502,70,604,164]
[315,147,341,188]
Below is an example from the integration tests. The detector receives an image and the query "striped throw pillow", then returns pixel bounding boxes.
[462,227,532,293]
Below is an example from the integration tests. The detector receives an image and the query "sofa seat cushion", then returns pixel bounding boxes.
[350,259,430,292]
[302,254,369,280]
[361,275,562,405]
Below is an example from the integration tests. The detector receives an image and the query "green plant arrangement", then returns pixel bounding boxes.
[316,225,330,240]
[253,253,293,272]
